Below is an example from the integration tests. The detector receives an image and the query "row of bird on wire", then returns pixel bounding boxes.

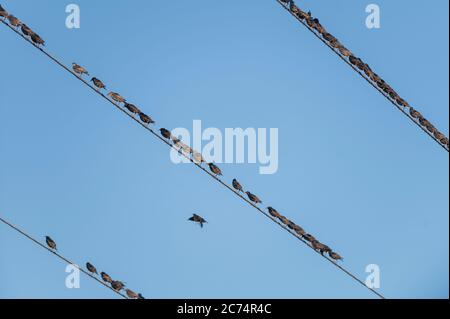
[1,5,45,46]
[279,0,449,149]
[44,236,144,299]
[2,3,343,262]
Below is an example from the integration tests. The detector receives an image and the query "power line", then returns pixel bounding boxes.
[0,215,128,299]
[275,0,449,153]
[1,19,385,299]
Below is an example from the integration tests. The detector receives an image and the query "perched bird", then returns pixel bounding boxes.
[232,179,243,192]
[86,262,98,275]
[208,163,223,176]
[139,112,155,125]
[293,225,305,236]
[286,220,296,230]
[111,280,125,291]
[7,15,21,27]
[188,213,207,228]
[125,289,139,299]
[0,5,8,20]
[267,206,281,218]
[302,233,315,243]
[101,272,113,283]
[311,240,325,252]
[192,150,205,165]
[138,293,145,299]
[30,32,45,46]
[319,245,332,255]
[245,191,262,204]
[107,92,126,103]
[160,128,172,140]
[21,24,33,37]
[90,77,106,90]
[123,102,140,114]
[72,63,89,76]
[329,252,343,261]
[45,236,57,250]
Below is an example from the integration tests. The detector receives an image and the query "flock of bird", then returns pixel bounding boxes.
[2,3,344,267]
[279,0,449,150]
[44,236,144,299]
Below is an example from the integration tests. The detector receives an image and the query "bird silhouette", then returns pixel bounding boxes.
[72,63,89,76]
[188,214,207,228]
[208,163,223,176]
[123,102,140,114]
[86,262,98,275]
[125,289,139,299]
[107,92,126,104]
[329,252,343,261]
[139,112,155,125]
[111,280,125,291]
[232,179,243,192]
[45,236,57,250]
[245,191,262,204]
[7,15,21,27]
[101,272,113,283]
[30,32,45,47]
[159,128,171,140]
[90,77,106,90]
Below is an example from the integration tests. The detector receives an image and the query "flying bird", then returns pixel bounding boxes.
[72,63,89,76]
[86,262,98,275]
[90,77,106,90]
[101,272,113,283]
[139,112,155,125]
[232,179,243,192]
[125,289,139,299]
[208,163,222,176]
[123,102,140,114]
[111,280,125,291]
[188,213,207,228]
[45,236,57,250]
[245,191,262,204]
[160,128,172,140]
[107,92,126,103]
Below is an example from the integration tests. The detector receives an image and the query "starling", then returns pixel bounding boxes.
[0,7,7,20]
[293,225,305,236]
[188,213,207,228]
[267,206,281,218]
[139,112,155,125]
[160,128,171,140]
[123,102,140,114]
[329,252,343,261]
[286,220,296,230]
[21,24,33,37]
[86,262,98,275]
[30,32,45,47]
[138,293,145,299]
[90,77,106,90]
[7,15,21,27]
[208,163,223,176]
[107,92,126,103]
[245,191,262,204]
[45,236,57,250]
[101,272,113,283]
[72,63,89,76]
[111,280,125,291]
[302,233,315,243]
[320,245,332,255]
[311,240,325,252]
[192,151,205,165]
[125,289,139,299]
[232,179,243,192]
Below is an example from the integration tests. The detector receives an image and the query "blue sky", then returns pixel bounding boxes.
[0,0,448,299]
